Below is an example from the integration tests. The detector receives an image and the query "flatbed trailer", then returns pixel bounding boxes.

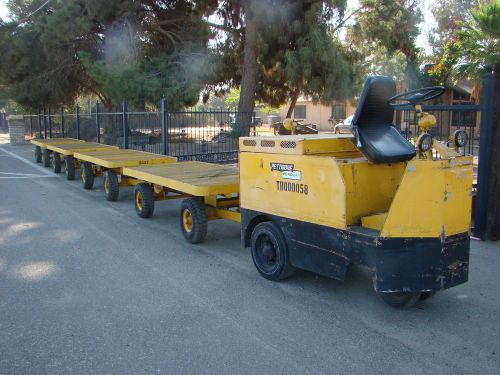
[72,149,177,201]
[42,142,119,179]
[30,138,85,165]
[122,161,240,243]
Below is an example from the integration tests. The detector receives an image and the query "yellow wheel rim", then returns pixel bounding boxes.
[104,177,109,193]
[136,191,143,210]
[182,209,193,232]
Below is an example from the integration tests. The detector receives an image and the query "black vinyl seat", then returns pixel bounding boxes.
[352,76,416,163]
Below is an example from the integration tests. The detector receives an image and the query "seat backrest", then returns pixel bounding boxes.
[352,76,396,128]
[352,76,416,163]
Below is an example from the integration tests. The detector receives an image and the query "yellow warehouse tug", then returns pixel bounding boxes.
[239,76,473,308]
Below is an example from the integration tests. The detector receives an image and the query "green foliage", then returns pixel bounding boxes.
[351,0,423,87]
[0,0,220,111]
[429,0,499,92]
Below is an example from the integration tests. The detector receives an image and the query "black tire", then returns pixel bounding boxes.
[65,156,75,180]
[134,183,155,218]
[376,291,422,309]
[250,221,295,281]
[180,198,207,244]
[103,170,120,201]
[81,162,94,190]
[419,291,436,301]
[34,146,42,163]
[42,148,50,167]
[52,152,61,173]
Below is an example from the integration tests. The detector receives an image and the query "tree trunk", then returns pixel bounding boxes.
[235,6,258,137]
[286,91,300,118]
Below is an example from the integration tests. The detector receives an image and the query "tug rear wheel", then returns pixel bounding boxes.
[34,146,42,163]
[180,198,207,244]
[81,162,94,190]
[103,170,119,201]
[250,222,295,281]
[52,152,61,173]
[377,291,422,309]
[134,183,154,218]
[42,149,50,167]
[65,156,75,180]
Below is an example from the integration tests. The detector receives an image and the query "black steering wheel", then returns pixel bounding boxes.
[388,86,445,107]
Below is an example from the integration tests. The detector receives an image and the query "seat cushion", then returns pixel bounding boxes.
[358,125,416,163]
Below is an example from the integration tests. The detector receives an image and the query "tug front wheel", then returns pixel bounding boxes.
[376,291,422,309]
[180,198,207,244]
[250,222,295,281]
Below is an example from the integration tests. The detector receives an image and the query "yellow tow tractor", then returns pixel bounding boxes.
[239,76,472,308]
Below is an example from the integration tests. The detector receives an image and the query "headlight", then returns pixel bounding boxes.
[454,130,468,147]
[418,133,433,152]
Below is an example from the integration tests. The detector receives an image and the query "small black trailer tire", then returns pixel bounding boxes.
[250,221,295,281]
[134,183,155,218]
[42,148,50,167]
[81,162,94,189]
[34,146,42,163]
[53,152,61,173]
[103,170,120,201]
[65,156,76,180]
[180,198,207,244]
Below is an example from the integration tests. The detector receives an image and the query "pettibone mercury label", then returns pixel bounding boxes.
[282,170,302,180]
[270,163,294,172]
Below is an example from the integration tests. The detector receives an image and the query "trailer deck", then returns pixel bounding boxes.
[30,138,85,148]
[123,161,239,197]
[46,142,118,155]
[73,149,176,169]
[71,149,177,200]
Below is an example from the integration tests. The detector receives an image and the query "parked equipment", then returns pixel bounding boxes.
[29,76,473,308]
[273,119,318,135]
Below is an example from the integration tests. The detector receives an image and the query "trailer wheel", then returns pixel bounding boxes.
[180,198,207,244]
[34,146,42,163]
[103,170,120,201]
[42,148,50,167]
[376,291,422,309]
[65,156,75,180]
[250,222,295,281]
[134,183,154,218]
[52,152,61,173]
[81,162,94,190]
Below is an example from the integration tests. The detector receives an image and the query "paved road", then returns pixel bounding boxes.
[0,139,499,375]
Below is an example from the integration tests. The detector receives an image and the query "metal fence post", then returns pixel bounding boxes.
[473,73,496,240]
[161,98,169,155]
[76,105,80,140]
[48,108,52,138]
[38,109,42,138]
[43,108,47,138]
[61,105,65,137]
[29,115,33,137]
[96,101,101,143]
[122,101,129,149]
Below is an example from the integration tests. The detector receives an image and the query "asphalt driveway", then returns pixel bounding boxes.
[0,138,499,374]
